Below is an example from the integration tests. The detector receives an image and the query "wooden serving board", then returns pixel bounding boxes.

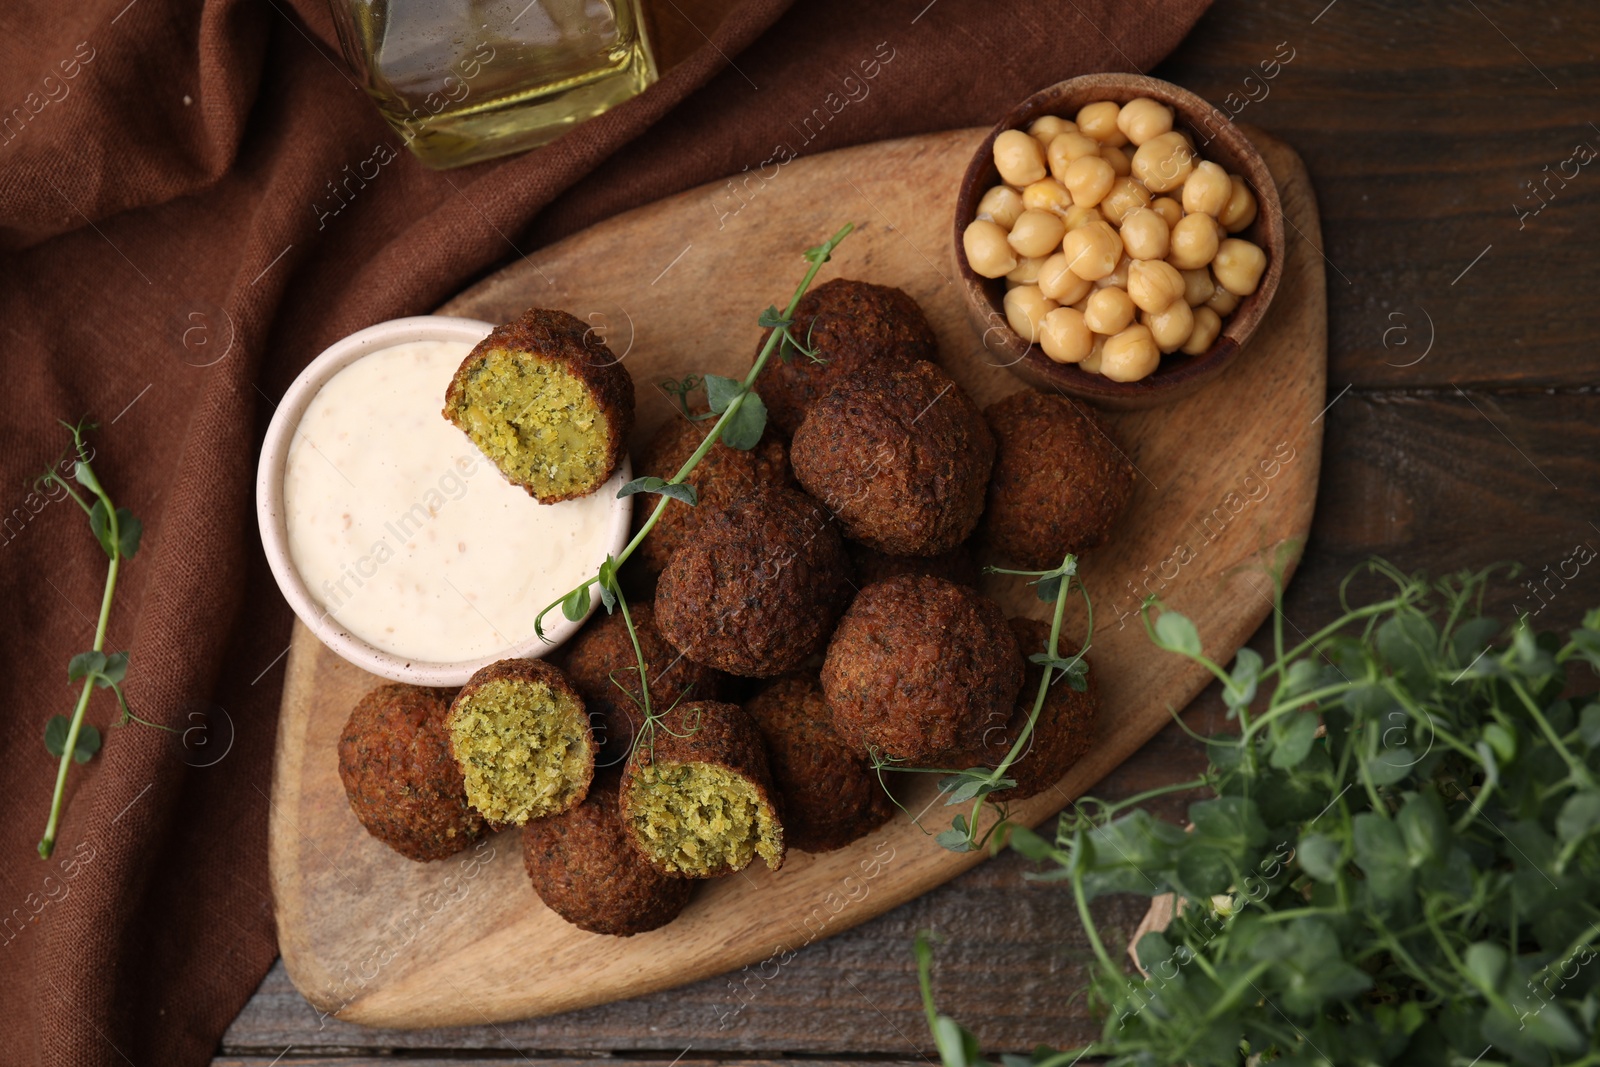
[269,126,1326,1028]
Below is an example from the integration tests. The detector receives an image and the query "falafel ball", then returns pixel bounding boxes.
[442,308,634,503]
[448,658,595,826]
[745,675,894,853]
[338,684,486,862]
[522,772,695,936]
[949,618,1099,800]
[655,485,851,678]
[562,602,731,765]
[981,390,1135,569]
[848,541,980,589]
[620,701,785,877]
[754,278,937,437]
[633,409,791,574]
[822,575,1022,764]
[791,362,994,557]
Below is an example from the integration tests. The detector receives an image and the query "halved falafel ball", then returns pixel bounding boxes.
[950,619,1099,800]
[791,362,994,557]
[447,658,595,826]
[620,701,785,877]
[522,772,695,936]
[634,409,791,574]
[822,575,1022,764]
[655,486,851,678]
[981,390,1135,569]
[338,684,486,862]
[442,308,634,503]
[745,675,894,853]
[562,602,731,764]
[848,541,980,589]
[754,278,938,437]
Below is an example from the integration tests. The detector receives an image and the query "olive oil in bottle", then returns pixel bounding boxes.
[329,0,656,170]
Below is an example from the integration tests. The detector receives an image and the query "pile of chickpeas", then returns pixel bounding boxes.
[963,98,1268,383]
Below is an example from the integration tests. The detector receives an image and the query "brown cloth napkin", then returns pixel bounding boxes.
[0,0,1209,1063]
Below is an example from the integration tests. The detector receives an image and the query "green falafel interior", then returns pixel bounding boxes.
[625,761,784,877]
[446,348,615,502]
[449,677,592,825]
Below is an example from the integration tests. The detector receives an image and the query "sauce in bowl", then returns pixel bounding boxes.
[282,337,619,664]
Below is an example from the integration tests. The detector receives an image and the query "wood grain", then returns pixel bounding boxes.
[266,125,1324,1030]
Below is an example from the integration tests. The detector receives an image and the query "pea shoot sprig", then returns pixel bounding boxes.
[36,420,170,860]
[533,223,855,758]
[872,555,1093,854]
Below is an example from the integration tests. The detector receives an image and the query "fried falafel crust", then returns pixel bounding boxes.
[338,684,486,862]
[754,278,937,437]
[791,362,994,557]
[951,618,1098,800]
[981,390,1135,569]
[634,410,791,574]
[655,486,851,678]
[562,602,731,762]
[522,772,694,936]
[442,307,635,503]
[620,701,786,877]
[821,575,1023,764]
[745,675,894,853]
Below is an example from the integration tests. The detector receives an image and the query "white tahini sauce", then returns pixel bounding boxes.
[284,338,617,663]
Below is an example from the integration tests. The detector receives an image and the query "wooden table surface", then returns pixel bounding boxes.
[218,0,1600,1062]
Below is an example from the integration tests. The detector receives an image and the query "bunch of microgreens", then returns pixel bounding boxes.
[917,560,1600,1067]
[36,420,170,859]
[532,223,855,758]
[871,556,1092,854]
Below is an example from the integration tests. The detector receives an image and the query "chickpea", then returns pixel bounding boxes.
[1023,177,1073,216]
[1116,97,1173,147]
[1083,287,1136,335]
[1006,255,1047,285]
[1101,324,1161,382]
[1131,130,1196,193]
[1003,285,1057,343]
[1119,208,1170,260]
[977,185,1025,230]
[1168,212,1220,271]
[1076,101,1127,145]
[1047,132,1102,181]
[1100,143,1132,177]
[1206,286,1240,315]
[1062,203,1104,231]
[1038,253,1093,304]
[1149,196,1183,228]
[1212,238,1268,295]
[1062,220,1122,280]
[1040,307,1095,364]
[1098,176,1153,224]
[964,219,1018,278]
[1008,208,1067,258]
[1181,268,1215,307]
[1182,161,1231,217]
[1182,306,1222,356]
[1144,298,1195,353]
[994,129,1047,186]
[1064,155,1116,207]
[1097,254,1132,290]
[1219,175,1258,232]
[1079,334,1107,375]
[1127,259,1186,313]
[1028,114,1076,149]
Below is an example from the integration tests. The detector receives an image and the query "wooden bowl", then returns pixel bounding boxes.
[953,73,1285,409]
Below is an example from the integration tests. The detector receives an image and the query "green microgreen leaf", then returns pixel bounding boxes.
[720,390,768,450]
[45,716,100,763]
[88,498,115,558]
[68,650,107,682]
[617,476,698,506]
[116,508,142,558]
[756,306,791,330]
[72,459,104,496]
[1153,610,1201,657]
[597,557,619,614]
[561,584,591,622]
[703,373,745,415]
